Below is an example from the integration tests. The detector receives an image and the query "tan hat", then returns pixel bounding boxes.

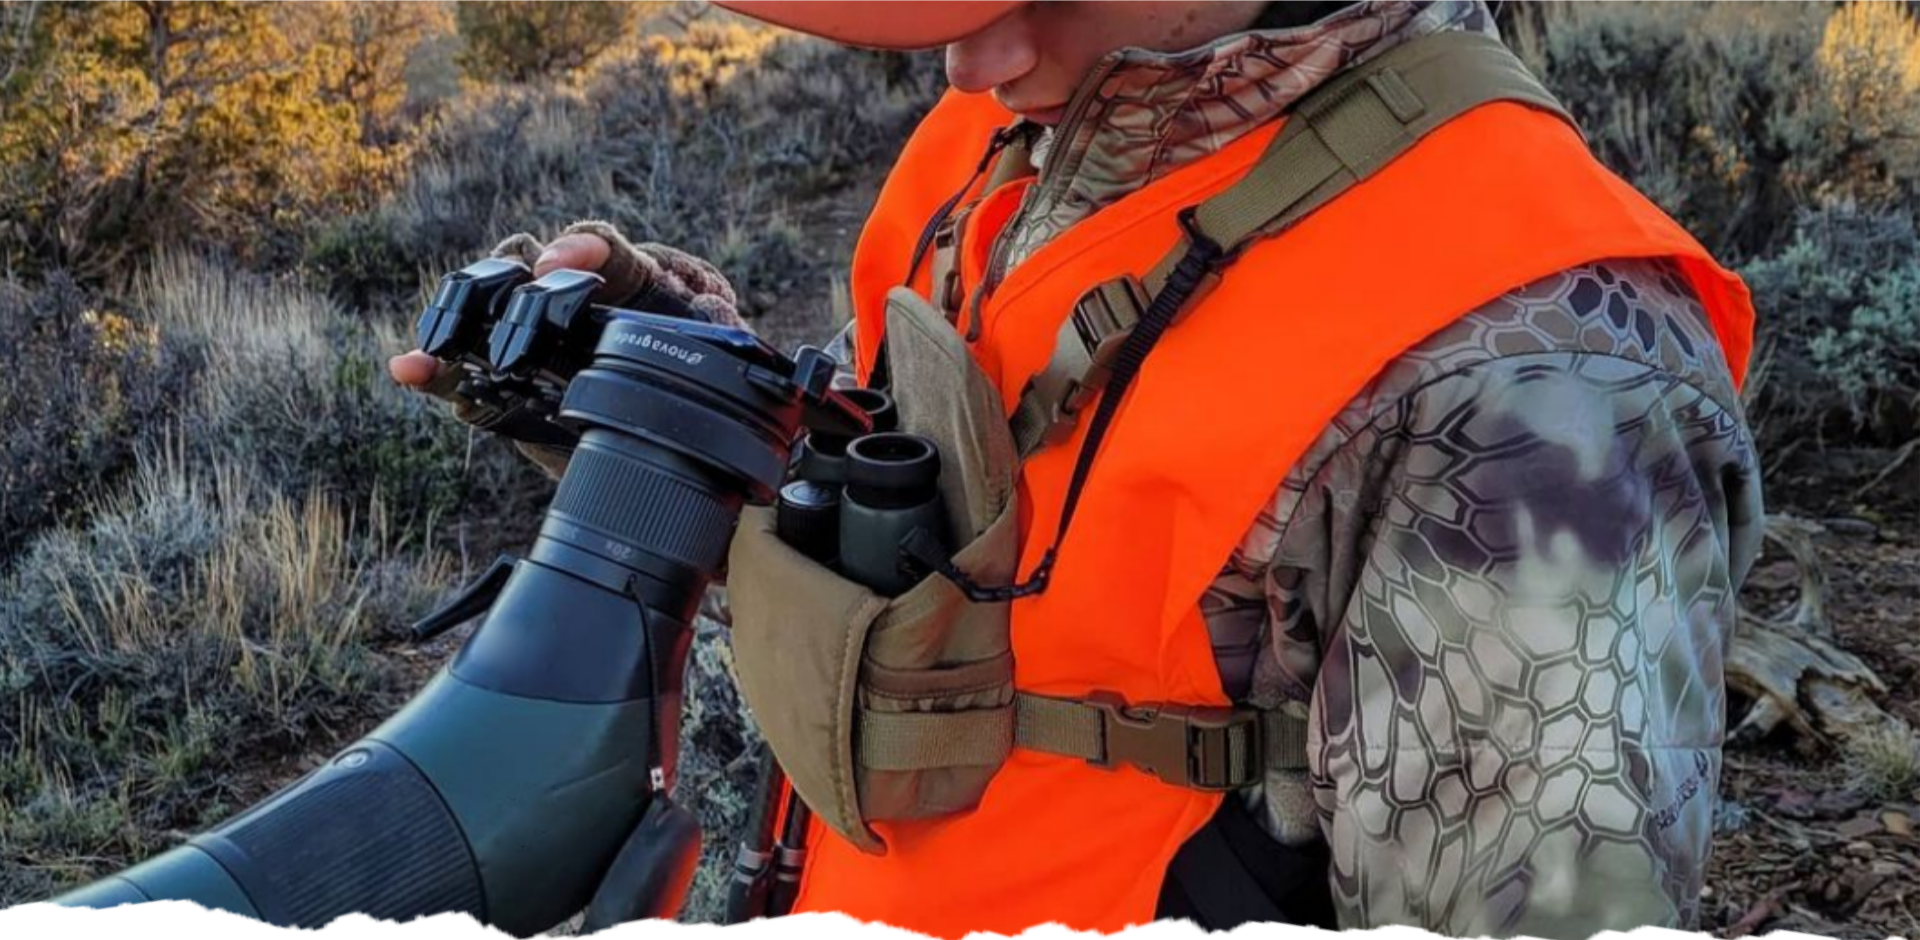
[716,1,1027,51]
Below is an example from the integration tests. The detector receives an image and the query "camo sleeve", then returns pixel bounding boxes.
[1227,259,1764,937]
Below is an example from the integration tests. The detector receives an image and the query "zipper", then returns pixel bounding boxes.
[966,55,1122,342]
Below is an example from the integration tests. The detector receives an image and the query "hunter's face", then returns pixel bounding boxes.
[944,1,1268,124]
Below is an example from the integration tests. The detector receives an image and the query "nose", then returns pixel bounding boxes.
[944,10,1037,94]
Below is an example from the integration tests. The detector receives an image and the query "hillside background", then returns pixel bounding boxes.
[2,2,1918,935]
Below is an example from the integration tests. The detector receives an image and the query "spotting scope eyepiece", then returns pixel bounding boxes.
[48,261,872,935]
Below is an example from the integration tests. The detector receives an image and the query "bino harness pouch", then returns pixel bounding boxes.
[729,287,1021,854]
[725,32,1574,855]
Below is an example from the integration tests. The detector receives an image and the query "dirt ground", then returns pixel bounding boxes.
[1704,451,1920,939]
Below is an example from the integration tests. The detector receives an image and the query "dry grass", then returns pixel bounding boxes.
[1845,725,1920,802]
[0,447,453,902]
[0,254,486,904]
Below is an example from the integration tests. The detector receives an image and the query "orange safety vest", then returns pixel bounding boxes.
[796,88,1754,937]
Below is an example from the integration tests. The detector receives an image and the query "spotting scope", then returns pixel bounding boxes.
[47,260,869,933]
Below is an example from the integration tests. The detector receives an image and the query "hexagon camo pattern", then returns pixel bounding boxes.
[1205,257,1764,936]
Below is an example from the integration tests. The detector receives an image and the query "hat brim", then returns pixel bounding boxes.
[717,1,1026,50]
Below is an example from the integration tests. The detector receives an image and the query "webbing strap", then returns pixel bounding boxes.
[856,692,1307,787]
[1015,693,1308,787]
[860,708,1015,771]
[1168,30,1570,283]
[1008,32,1573,459]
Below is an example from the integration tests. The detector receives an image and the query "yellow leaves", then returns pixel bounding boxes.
[274,1,457,140]
[1818,1,1920,94]
[79,309,160,357]
[0,1,443,275]
[1815,1,1920,142]
[634,22,783,99]
[1806,1,1920,205]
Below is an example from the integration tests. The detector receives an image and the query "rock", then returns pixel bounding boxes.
[1837,816,1883,839]
[1871,860,1904,876]
[1845,840,1876,857]
[1774,788,1818,819]
[1884,811,1913,838]
[1816,789,1872,818]
[1823,517,1879,538]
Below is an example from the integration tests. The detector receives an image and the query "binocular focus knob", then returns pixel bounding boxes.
[776,481,841,566]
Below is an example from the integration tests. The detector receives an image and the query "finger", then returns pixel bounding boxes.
[534,233,612,277]
[389,350,442,388]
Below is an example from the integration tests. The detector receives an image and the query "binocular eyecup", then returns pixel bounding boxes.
[774,387,952,598]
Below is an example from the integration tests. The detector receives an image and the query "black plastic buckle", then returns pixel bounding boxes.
[1085,691,1262,792]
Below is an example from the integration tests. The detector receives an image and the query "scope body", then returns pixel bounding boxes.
[49,266,863,934]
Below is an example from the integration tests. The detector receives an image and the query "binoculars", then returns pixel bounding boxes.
[779,389,949,594]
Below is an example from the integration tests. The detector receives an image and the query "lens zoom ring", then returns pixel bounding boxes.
[552,446,734,571]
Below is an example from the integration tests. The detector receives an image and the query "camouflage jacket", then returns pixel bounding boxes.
[919,1,1766,935]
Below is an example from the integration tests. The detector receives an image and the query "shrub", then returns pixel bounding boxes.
[0,273,198,564]
[0,3,407,281]
[454,2,653,85]
[1511,1,1920,262]
[0,453,454,903]
[136,253,543,541]
[1739,202,1920,448]
[310,24,944,351]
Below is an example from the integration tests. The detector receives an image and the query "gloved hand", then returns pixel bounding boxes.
[388,221,746,478]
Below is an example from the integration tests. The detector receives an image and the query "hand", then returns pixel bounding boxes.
[389,222,744,477]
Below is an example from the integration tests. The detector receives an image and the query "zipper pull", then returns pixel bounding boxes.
[976,124,1019,172]
[907,123,1028,288]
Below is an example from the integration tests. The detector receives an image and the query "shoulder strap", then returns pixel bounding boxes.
[985,32,1575,784]
[1007,31,1574,458]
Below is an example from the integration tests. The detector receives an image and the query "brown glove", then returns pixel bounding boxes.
[492,221,746,328]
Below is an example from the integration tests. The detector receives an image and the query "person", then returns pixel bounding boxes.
[389,3,1764,938]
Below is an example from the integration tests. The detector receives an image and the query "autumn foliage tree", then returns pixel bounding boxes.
[0,1,449,280]
[277,1,455,144]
